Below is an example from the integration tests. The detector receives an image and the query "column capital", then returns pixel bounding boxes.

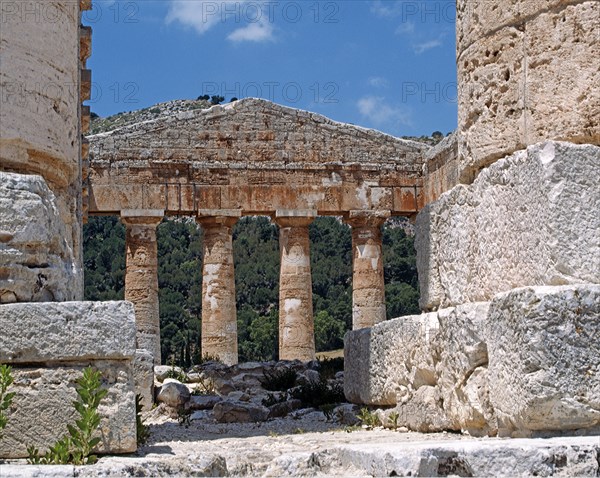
[120,209,164,227]
[196,213,240,228]
[273,209,317,228]
[344,210,390,228]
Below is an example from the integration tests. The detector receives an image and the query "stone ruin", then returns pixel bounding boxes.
[345,0,600,437]
[0,0,598,461]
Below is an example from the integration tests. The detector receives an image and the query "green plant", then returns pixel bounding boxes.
[165,359,187,382]
[388,411,400,430]
[357,407,381,429]
[289,378,344,408]
[260,368,298,392]
[26,366,107,465]
[177,406,191,428]
[191,376,216,395]
[0,364,15,438]
[135,394,150,445]
[261,392,288,407]
[317,357,344,381]
[319,403,336,421]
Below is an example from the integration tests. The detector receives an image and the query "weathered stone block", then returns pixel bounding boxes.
[344,312,439,406]
[133,349,155,412]
[0,301,137,458]
[0,301,136,362]
[525,2,600,147]
[422,132,458,204]
[486,285,600,437]
[456,1,599,180]
[0,173,78,303]
[457,26,526,181]
[417,141,600,310]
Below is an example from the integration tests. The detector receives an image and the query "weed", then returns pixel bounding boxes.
[388,411,400,430]
[27,366,107,465]
[319,403,336,421]
[165,359,187,382]
[191,376,216,395]
[260,368,298,392]
[317,357,344,381]
[290,378,345,408]
[261,392,288,408]
[177,406,192,428]
[357,407,381,429]
[292,428,305,434]
[0,365,15,438]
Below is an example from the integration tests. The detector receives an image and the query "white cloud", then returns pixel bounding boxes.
[368,77,389,88]
[395,22,415,35]
[228,21,274,43]
[412,39,443,54]
[357,96,412,128]
[166,0,275,42]
[370,0,400,18]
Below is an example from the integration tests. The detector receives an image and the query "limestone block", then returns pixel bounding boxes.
[486,285,600,436]
[344,312,439,406]
[457,1,599,179]
[525,2,600,146]
[417,141,600,310]
[434,303,496,435]
[213,400,270,423]
[0,362,136,458]
[0,301,136,362]
[157,381,191,408]
[457,26,526,181]
[0,301,137,458]
[423,132,458,204]
[133,349,155,412]
[0,1,80,188]
[0,173,78,303]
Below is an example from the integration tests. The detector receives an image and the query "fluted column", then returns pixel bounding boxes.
[121,210,164,364]
[197,213,239,365]
[346,211,390,330]
[274,211,316,362]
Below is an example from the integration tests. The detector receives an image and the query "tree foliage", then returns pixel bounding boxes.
[83,215,418,365]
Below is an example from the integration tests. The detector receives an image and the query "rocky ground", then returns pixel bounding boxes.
[2,359,599,477]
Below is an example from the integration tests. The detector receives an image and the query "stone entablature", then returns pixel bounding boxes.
[88,98,428,217]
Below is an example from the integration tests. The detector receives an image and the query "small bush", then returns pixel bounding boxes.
[191,376,216,395]
[289,378,344,408]
[27,366,107,465]
[0,364,15,438]
[260,368,298,392]
[317,357,344,380]
[357,407,381,429]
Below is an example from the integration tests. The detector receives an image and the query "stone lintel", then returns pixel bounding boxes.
[121,209,164,218]
[197,209,242,219]
[275,209,317,218]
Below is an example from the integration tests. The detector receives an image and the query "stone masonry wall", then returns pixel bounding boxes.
[0,301,137,458]
[416,141,600,311]
[456,0,600,184]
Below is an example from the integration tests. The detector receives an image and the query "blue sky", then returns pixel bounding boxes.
[86,1,457,137]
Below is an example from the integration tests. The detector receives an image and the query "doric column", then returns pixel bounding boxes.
[197,211,240,366]
[121,209,164,364]
[274,210,316,362]
[345,211,390,330]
